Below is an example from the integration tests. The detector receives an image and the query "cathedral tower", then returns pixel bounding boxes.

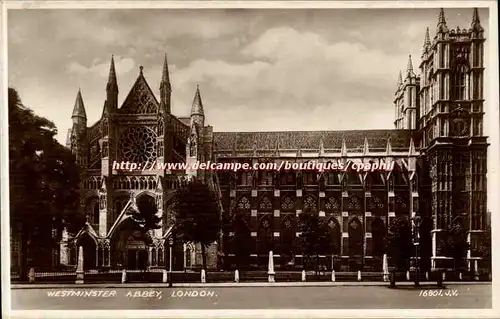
[417,8,487,270]
[394,55,420,130]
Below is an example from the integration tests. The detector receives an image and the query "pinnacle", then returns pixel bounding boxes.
[161,53,170,84]
[397,70,403,88]
[437,8,449,33]
[72,89,87,119]
[438,8,446,25]
[471,7,483,32]
[107,55,118,90]
[191,85,204,116]
[407,54,413,72]
[424,27,431,46]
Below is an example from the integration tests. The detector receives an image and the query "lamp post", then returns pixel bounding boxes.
[411,215,422,287]
[168,236,174,287]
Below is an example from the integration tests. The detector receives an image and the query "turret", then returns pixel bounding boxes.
[436,8,449,38]
[160,53,172,114]
[190,85,205,130]
[71,88,87,130]
[106,55,118,112]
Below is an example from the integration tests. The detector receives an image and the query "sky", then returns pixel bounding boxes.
[8,7,490,145]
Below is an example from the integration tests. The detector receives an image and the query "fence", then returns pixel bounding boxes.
[11,269,491,284]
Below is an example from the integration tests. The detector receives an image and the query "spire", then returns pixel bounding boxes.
[397,70,402,87]
[406,54,415,78]
[72,88,87,119]
[471,8,484,32]
[106,55,118,91]
[161,53,171,85]
[437,8,449,33]
[422,27,431,53]
[160,53,172,113]
[191,85,204,116]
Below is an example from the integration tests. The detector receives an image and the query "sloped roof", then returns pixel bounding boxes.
[213,129,418,152]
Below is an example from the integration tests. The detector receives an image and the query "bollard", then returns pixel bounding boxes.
[201,269,206,283]
[406,271,410,281]
[357,270,361,282]
[28,268,35,283]
[162,270,168,283]
[425,271,429,280]
[459,272,462,280]
[331,270,336,282]
[121,269,127,283]
[235,269,239,283]
[442,271,446,281]
[301,270,306,282]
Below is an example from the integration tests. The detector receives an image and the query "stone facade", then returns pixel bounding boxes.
[60,8,487,272]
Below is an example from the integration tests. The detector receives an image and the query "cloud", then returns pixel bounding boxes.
[167,26,407,121]
[67,57,136,78]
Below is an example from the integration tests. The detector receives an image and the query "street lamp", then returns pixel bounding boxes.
[411,215,422,287]
[168,236,174,287]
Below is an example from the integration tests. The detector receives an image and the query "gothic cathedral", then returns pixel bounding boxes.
[60,8,487,272]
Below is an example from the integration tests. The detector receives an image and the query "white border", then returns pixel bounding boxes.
[1,1,499,318]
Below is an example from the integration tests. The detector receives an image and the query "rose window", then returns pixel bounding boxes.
[119,126,157,164]
[325,197,339,211]
[369,197,384,210]
[281,196,294,211]
[347,196,361,210]
[304,196,317,211]
[237,197,251,210]
[259,197,272,210]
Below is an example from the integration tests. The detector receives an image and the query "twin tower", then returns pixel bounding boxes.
[393,8,485,137]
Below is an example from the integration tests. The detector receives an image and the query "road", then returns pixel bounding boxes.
[11,284,491,310]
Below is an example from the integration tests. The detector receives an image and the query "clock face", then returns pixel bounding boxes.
[119,126,157,164]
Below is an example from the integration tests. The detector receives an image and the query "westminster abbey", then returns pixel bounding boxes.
[52,8,488,272]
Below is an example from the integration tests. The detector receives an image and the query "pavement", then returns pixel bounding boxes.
[9,283,492,310]
[11,281,492,289]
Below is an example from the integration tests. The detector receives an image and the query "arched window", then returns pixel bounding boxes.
[371,218,386,257]
[239,171,252,186]
[280,195,295,211]
[259,196,272,211]
[237,196,251,211]
[280,216,295,258]
[452,63,468,100]
[280,171,295,186]
[92,200,100,225]
[259,163,274,185]
[348,218,363,257]
[303,195,317,212]
[324,197,340,212]
[257,216,273,254]
[327,218,341,255]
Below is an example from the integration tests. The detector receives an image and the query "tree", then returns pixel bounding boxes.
[130,195,162,233]
[386,217,413,271]
[297,209,335,273]
[442,222,470,270]
[171,179,222,270]
[9,88,83,279]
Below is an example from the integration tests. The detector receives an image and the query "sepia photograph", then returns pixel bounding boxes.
[1,1,499,318]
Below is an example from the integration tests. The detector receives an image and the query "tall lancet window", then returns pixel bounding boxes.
[452,64,468,101]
